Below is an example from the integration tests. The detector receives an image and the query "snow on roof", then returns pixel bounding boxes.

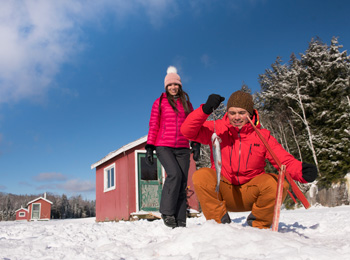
[15,207,29,213]
[27,197,53,206]
[91,135,147,169]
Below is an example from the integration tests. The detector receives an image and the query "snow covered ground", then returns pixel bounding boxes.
[1,205,350,260]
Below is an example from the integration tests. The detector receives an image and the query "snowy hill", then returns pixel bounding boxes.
[1,205,350,259]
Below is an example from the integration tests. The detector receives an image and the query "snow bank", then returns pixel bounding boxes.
[1,206,350,259]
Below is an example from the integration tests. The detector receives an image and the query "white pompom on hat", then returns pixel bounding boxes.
[164,66,182,89]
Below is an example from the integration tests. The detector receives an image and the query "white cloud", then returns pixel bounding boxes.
[19,181,34,187]
[33,172,67,182]
[58,179,95,193]
[34,175,95,194]
[0,0,180,105]
[137,0,179,28]
[36,183,58,191]
[0,0,84,104]
[201,54,211,67]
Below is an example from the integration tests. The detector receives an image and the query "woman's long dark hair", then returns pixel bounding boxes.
[165,85,191,115]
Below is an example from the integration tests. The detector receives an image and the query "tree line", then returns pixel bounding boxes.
[196,36,349,193]
[0,192,95,221]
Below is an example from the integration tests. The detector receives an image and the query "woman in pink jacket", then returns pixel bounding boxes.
[145,66,200,228]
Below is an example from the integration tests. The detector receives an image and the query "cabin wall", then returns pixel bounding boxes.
[27,199,51,221]
[39,200,51,220]
[94,141,199,221]
[15,210,28,221]
[96,147,138,222]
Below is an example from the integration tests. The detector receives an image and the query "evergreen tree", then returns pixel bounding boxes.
[298,37,350,186]
[257,57,299,154]
[258,37,350,188]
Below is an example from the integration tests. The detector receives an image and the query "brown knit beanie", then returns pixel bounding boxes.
[227,91,254,115]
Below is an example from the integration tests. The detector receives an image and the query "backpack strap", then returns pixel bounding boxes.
[158,93,163,114]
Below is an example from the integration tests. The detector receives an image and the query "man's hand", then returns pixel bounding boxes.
[202,94,225,115]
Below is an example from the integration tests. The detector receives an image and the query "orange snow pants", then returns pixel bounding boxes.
[192,168,289,229]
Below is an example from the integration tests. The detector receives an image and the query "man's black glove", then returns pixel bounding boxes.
[191,141,201,161]
[202,94,225,115]
[145,144,156,166]
[302,162,318,182]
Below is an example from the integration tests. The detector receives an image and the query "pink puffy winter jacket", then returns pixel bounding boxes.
[147,93,193,148]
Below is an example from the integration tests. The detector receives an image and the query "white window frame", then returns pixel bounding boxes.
[19,212,26,217]
[104,163,116,192]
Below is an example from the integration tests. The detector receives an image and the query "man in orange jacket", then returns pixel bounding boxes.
[180,91,318,229]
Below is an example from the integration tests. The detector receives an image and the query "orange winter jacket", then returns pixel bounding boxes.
[181,105,307,185]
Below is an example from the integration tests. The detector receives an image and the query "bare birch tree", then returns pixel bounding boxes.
[286,79,319,173]
[287,119,303,161]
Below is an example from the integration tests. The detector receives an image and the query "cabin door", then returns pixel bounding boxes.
[32,203,40,220]
[137,152,163,211]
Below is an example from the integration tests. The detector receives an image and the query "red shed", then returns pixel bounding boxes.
[27,195,53,221]
[91,136,199,222]
[15,207,29,221]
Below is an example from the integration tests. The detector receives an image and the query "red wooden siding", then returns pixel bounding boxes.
[93,136,200,222]
[28,198,52,221]
[15,208,28,221]
[95,144,140,221]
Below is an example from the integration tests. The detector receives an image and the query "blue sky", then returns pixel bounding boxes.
[1,0,349,200]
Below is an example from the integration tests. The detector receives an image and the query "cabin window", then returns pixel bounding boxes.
[104,163,116,192]
[19,212,26,217]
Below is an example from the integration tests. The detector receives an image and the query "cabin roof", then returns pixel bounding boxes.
[27,197,53,206]
[15,207,29,213]
[91,135,147,169]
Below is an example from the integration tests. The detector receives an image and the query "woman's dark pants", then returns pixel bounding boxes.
[156,146,190,224]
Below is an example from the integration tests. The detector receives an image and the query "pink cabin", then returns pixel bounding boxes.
[15,207,29,221]
[91,136,199,222]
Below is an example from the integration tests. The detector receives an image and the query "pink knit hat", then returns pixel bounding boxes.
[164,66,182,89]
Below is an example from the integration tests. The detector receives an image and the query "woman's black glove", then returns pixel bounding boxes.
[145,144,156,166]
[191,142,201,161]
[202,94,225,115]
[302,162,318,182]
